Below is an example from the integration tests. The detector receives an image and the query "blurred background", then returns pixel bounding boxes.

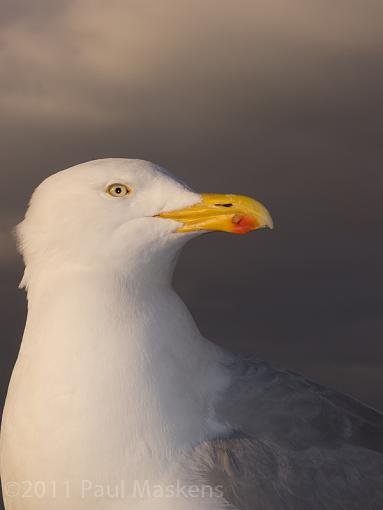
[0,3,382,498]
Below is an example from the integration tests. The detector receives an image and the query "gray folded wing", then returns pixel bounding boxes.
[191,358,383,510]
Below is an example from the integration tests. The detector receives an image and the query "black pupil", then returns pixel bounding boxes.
[115,187,122,194]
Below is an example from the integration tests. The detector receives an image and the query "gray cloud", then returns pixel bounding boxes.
[1,0,383,124]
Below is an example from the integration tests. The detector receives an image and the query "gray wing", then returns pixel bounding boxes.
[191,358,383,510]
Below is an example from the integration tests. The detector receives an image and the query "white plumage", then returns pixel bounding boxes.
[2,159,382,510]
[0,159,235,509]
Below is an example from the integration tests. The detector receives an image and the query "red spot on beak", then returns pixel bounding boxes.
[232,215,257,234]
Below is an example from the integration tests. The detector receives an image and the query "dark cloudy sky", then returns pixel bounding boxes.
[1,0,383,455]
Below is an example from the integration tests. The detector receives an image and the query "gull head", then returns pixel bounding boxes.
[17,159,273,285]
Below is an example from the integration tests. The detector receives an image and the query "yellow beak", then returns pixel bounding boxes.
[157,193,273,234]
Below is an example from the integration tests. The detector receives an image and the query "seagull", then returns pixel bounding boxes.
[1,158,382,510]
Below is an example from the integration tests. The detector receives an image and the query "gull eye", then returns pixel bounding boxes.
[106,183,130,197]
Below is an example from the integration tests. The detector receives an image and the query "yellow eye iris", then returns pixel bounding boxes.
[106,183,130,197]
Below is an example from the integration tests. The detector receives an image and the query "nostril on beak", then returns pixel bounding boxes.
[215,203,233,208]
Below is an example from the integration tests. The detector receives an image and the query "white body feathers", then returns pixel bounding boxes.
[0,160,232,509]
